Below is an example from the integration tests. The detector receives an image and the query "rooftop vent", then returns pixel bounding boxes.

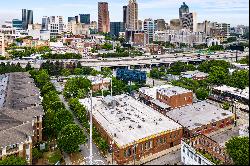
[138,125,142,128]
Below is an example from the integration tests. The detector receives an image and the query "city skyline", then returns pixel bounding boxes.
[0,0,249,26]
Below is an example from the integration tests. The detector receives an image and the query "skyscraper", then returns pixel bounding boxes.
[179,2,189,19]
[42,16,49,30]
[110,22,125,37]
[127,0,138,30]
[68,17,76,22]
[22,9,33,30]
[181,12,197,32]
[143,18,156,44]
[123,6,128,29]
[98,2,110,33]
[155,19,167,31]
[79,14,90,24]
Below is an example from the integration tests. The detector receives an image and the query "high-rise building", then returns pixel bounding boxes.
[127,0,138,30]
[68,17,76,22]
[143,18,156,44]
[12,19,23,29]
[216,23,231,38]
[123,6,128,29]
[170,19,182,30]
[79,14,91,24]
[110,22,125,37]
[155,19,166,31]
[179,2,189,19]
[98,2,110,33]
[181,12,197,32]
[47,16,64,38]
[42,16,49,30]
[22,9,33,30]
[137,20,143,31]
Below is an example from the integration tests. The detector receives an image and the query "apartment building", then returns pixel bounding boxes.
[80,95,183,165]
[0,73,44,164]
[87,75,111,92]
[0,33,5,56]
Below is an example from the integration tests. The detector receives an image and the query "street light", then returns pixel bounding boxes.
[87,89,93,165]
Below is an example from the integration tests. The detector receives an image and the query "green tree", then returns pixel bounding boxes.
[228,70,249,89]
[32,148,43,160]
[101,67,112,77]
[74,68,83,75]
[54,109,74,134]
[238,56,249,65]
[222,102,230,110]
[101,43,113,50]
[0,156,27,165]
[196,88,209,100]
[61,68,71,77]
[225,136,249,165]
[208,66,229,85]
[58,124,87,153]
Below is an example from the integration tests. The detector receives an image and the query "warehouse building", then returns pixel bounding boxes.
[80,95,183,165]
[166,101,234,137]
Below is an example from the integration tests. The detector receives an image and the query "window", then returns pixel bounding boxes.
[194,155,197,162]
[183,147,185,153]
[190,152,193,159]
[187,150,190,156]
[198,157,201,164]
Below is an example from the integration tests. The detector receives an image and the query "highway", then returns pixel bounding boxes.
[0,51,248,70]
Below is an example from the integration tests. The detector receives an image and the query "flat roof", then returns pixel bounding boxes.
[157,86,192,97]
[87,75,111,85]
[139,84,173,99]
[213,85,249,100]
[166,101,234,130]
[80,95,182,148]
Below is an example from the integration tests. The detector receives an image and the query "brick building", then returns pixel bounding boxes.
[181,134,231,165]
[157,86,193,109]
[139,85,193,113]
[0,73,44,164]
[166,101,235,137]
[80,95,183,165]
[87,75,111,92]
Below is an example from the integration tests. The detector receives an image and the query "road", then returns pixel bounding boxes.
[59,95,107,165]
[1,51,248,69]
[144,149,182,165]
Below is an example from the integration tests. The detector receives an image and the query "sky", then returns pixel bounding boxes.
[0,0,249,26]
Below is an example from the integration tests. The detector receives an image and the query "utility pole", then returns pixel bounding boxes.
[111,77,113,97]
[89,90,93,165]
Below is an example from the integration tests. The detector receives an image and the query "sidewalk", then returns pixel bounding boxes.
[62,152,72,165]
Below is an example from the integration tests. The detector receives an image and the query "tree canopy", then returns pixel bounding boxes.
[225,136,249,165]
[0,156,27,165]
[57,124,86,153]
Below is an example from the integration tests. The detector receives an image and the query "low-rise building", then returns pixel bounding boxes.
[80,95,183,165]
[166,101,235,137]
[87,75,111,92]
[181,70,209,80]
[156,85,193,109]
[181,134,231,165]
[212,85,249,106]
[139,85,193,113]
[0,73,44,164]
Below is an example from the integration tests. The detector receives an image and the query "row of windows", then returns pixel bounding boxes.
[183,146,205,164]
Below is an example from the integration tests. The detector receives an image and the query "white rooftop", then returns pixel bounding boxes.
[166,101,234,130]
[87,75,111,85]
[80,95,182,148]
[139,84,173,99]
[213,85,249,100]
[157,86,192,97]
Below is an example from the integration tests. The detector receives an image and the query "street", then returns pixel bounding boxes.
[144,149,182,165]
[59,95,108,165]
